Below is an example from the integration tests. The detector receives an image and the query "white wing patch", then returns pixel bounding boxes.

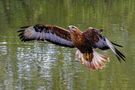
[24,26,46,40]
[105,38,117,55]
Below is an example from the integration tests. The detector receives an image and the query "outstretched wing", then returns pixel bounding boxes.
[83,28,125,62]
[18,24,74,48]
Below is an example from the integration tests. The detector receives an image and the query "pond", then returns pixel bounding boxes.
[0,0,135,90]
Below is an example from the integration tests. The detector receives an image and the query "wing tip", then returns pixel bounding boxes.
[105,37,126,62]
[18,27,28,41]
[18,25,35,42]
[111,42,123,47]
[115,48,126,62]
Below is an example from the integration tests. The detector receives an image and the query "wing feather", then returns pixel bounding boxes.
[83,27,125,62]
[105,38,125,62]
[18,24,74,48]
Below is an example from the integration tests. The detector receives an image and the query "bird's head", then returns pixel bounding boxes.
[68,25,80,33]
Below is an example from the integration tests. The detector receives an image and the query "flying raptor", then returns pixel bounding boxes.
[18,24,125,70]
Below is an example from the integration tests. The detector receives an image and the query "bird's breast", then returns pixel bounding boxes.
[73,36,92,53]
[70,31,92,53]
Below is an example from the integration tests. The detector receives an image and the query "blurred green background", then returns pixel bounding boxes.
[0,0,135,90]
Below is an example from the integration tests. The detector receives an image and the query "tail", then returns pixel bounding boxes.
[76,50,110,70]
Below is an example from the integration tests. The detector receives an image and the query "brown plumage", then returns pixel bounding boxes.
[18,24,125,70]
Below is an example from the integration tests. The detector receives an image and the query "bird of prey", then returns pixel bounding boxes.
[18,24,125,70]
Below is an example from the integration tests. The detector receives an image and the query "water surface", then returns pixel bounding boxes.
[0,0,135,90]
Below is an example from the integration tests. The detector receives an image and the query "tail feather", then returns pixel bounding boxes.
[76,50,110,70]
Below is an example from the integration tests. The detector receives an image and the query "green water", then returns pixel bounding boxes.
[0,0,135,90]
